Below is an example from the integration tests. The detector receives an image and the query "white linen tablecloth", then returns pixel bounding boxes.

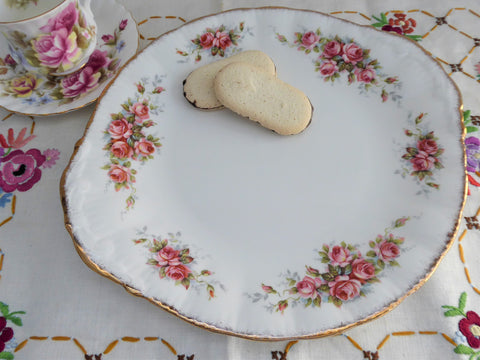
[1,0,480,358]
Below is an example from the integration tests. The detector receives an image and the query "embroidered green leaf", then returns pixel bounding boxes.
[0,302,9,316]
[454,344,475,355]
[467,126,478,133]
[443,308,465,317]
[459,292,467,312]
[0,351,14,360]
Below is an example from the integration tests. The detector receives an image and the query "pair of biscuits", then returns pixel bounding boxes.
[183,50,312,135]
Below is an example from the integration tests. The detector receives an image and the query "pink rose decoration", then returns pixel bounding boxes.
[33,28,81,70]
[155,246,181,266]
[213,31,232,50]
[322,40,343,58]
[108,119,132,140]
[108,164,133,186]
[0,149,45,192]
[61,66,100,98]
[40,2,79,33]
[411,151,436,171]
[350,258,376,282]
[134,138,156,158]
[377,240,400,262]
[355,66,376,83]
[319,60,338,77]
[165,264,191,281]
[85,49,109,72]
[328,275,361,301]
[417,139,438,155]
[342,43,364,65]
[102,34,114,43]
[119,19,128,31]
[199,32,215,49]
[300,31,320,49]
[110,140,133,159]
[129,102,150,123]
[296,276,322,299]
[328,246,352,267]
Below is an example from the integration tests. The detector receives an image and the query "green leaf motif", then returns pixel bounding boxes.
[454,344,475,355]
[459,292,467,312]
[0,351,14,360]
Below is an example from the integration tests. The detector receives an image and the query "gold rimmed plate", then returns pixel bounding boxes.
[61,7,466,340]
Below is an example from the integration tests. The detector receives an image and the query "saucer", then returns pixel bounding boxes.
[0,0,138,116]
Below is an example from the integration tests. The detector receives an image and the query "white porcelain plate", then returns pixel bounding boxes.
[62,8,466,340]
[0,0,138,116]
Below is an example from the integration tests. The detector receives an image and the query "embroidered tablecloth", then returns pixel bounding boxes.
[1,0,480,358]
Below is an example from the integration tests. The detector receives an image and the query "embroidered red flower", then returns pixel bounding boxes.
[0,149,45,192]
[459,311,480,348]
[388,13,417,34]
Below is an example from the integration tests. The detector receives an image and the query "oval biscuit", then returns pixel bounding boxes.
[214,62,312,135]
[183,50,276,110]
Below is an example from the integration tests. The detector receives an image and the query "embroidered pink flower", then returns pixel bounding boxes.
[165,264,191,281]
[328,245,352,267]
[108,164,133,186]
[42,148,60,168]
[110,140,133,159]
[32,28,81,70]
[0,128,36,149]
[355,66,376,83]
[0,149,45,192]
[129,102,150,123]
[376,239,400,262]
[134,138,156,158]
[411,151,436,171]
[417,139,438,155]
[213,31,232,50]
[299,31,320,49]
[108,119,132,140]
[459,311,480,348]
[296,276,322,299]
[322,40,343,58]
[342,43,364,65]
[155,246,181,266]
[199,32,215,49]
[350,258,376,282]
[328,275,361,301]
[61,66,100,98]
[40,2,79,33]
[318,60,338,77]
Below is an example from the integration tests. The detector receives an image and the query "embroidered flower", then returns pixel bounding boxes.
[0,149,45,192]
[465,137,480,173]
[0,128,36,149]
[0,190,13,208]
[0,317,14,353]
[459,311,480,348]
[42,148,60,168]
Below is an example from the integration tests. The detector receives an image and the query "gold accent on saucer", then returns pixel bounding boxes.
[60,7,468,341]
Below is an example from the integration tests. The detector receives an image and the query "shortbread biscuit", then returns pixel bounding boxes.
[183,50,276,110]
[214,62,312,135]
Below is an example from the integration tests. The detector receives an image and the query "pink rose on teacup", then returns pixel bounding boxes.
[61,66,100,98]
[322,40,343,58]
[85,49,109,72]
[155,246,181,267]
[108,118,133,140]
[376,239,400,262]
[328,275,361,301]
[40,2,79,33]
[199,32,215,49]
[108,164,133,186]
[350,258,376,283]
[342,43,364,65]
[165,264,191,281]
[318,60,338,77]
[411,151,436,171]
[32,28,81,70]
[129,102,150,123]
[296,276,322,299]
[110,140,133,159]
[355,66,376,83]
[134,138,156,158]
[300,31,320,49]
[328,245,352,267]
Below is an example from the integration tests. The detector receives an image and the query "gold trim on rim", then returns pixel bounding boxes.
[60,6,468,341]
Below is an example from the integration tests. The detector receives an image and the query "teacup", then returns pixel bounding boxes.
[0,0,97,76]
